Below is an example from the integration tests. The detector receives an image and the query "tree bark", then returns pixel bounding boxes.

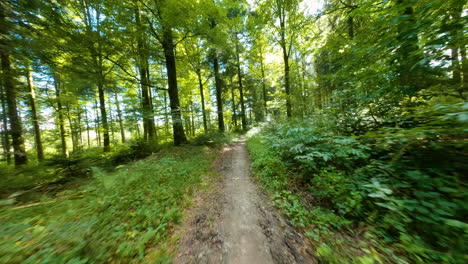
[396,0,421,97]
[84,106,91,148]
[114,92,125,143]
[276,1,292,118]
[0,78,11,164]
[190,97,195,136]
[259,48,268,117]
[213,51,225,132]
[162,27,187,145]
[26,68,44,161]
[449,1,465,99]
[54,76,67,157]
[235,42,247,130]
[94,98,101,147]
[135,7,156,141]
[282,46,292,117]
[230,75,237,129]
[97,77,110,152]
[196,69,208,132]
[1,5,27,166]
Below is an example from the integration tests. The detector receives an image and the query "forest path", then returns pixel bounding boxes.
[175,138,316,264]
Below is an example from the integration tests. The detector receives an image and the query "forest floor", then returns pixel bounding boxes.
[175,137,316,264]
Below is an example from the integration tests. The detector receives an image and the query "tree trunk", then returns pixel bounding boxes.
[162,27,187,145]
[97,79,110,152]
[77,110,83,148]
[196,69,208,132]
[84,106,91,148]
[0,78,11,164]
[259,48,268,117]
[53,75,67,157]
[461,47,468,96]
[282,46,292,117]
[1,5,27,166]
[213,51,225,132]
[114,92,125,143]
[277,4,292,118]
[230,75,237,129]
[348,15,354,39]
[190,98,195,136]
[135,7,156,141]
[26,68,44,161]
[449,1,465,99]
[109,103,115,144]
[235,42,247,130]
[163,90,169,136]
[396,1,421,97]
[94,98,101,146]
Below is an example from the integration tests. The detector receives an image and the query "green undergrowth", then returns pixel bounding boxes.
[0,144,218,263]
[247,105,467,264]
[0,139,171,199]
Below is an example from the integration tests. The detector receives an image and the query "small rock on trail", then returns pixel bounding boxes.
[175,138,316,264]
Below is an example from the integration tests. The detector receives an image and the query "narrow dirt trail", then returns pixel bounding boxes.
[175,138,315,264]
[222,138,273,263]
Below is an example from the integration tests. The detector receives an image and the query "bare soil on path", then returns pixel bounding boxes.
[175,138,316,264]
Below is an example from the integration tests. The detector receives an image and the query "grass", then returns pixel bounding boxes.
[0,144,219,264]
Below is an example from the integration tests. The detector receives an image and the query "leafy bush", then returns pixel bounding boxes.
[247,104,467,263]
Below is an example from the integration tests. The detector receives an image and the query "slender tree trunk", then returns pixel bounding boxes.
[97,80,110,152]
[54,76,67,157]
[282,47,292,117]
[94,98,101,147]
[109,104,115,144]
[235,42,247,130]
[196,69,208,132]
[114,92,125,143]
[162,27,187,145]
[0,79,11,164]
[461,47,468,96]
[163,90,169,136]
[213,51,225,132]
[348,15,354,39]
[300,57,307,118]
[230,75,237,129]
[449,2,465,99]
[396,0,420,97]
[190,97,195,136]
[135,8,156,142]
[85,106,91,148]
[78,110,83,147]
[26,68,44,161]
[277,5,292,118]
[259,48,268,117]
[66,106,77,152]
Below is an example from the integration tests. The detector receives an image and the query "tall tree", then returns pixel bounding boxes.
[25,67,44,161]
[134,6,157,141]
[234,38,247,130]
[53,75,68,157]
[143,0,188,145]
[270,0,304,117]
[0,2,27,166]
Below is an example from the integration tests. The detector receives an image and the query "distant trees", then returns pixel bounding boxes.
[1,0,466,166]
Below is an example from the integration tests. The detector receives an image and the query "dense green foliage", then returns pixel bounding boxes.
[247,103,467,263]
[0,145,218,263]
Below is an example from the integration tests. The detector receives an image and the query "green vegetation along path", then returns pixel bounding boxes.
[176,138,315,264]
